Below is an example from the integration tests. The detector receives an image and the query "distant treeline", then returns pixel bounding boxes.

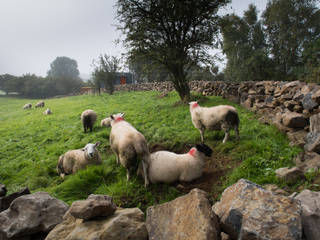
[0,74,84,98]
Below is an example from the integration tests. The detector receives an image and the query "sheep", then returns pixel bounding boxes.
[109,113,150,187]
[138,144,213,184]
[189,101,240,143]
[57,142,102,178]
[35,101,45,108]
[23,103,32,109]
[81,109,97,133]
[100,117,111,127]
[43,108,52,115]
[0,183,7,197]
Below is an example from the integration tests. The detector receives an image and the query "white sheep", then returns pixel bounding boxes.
[100,117,111,127]
[35,101,45,108]
[138,144,213,184]
[189,101,240,143]
[109,113,150,187]
[81,109,97,133]
[23,103,32,109]
[43,108,52,115]
[57,142,102,178]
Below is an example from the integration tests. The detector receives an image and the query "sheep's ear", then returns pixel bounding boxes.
[95,141,101,147]
[121,112,125,117]
[110,115,114,120]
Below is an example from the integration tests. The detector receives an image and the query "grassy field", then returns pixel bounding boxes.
[0,91,312,210]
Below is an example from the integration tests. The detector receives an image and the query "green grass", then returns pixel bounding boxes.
[0,91,304,210]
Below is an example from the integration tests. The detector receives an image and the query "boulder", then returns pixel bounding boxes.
[275,167,305,184]
[0,187,30,212]
[0,192,68,239]
[295,190,320,240]
[310,113,320,132]
[69,194,116,220]
[212,179,302,240]
[304,132,320,153]
[45,208,148,240]
[287,130,308,147]
[302,93,318,110]
[263,184,290,196]
[147,188,220,240]
[282,111,308,128]
[295,151,320,174]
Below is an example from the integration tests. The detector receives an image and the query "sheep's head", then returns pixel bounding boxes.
[83,142,101,159]
[0,184,7,197]
[110,113,125,125]
[195,144,212,157]
[189,101,199,109]
[101,117,111,127]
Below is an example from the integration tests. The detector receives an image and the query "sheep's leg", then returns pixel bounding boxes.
[235,126,240,141]
[142,161,149,187]
[199,127,205,143]
[115,154,120,165]
[223,129,230,143]
[126,169,130,181]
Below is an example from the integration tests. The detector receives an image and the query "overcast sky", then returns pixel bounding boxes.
[0,0,268,78]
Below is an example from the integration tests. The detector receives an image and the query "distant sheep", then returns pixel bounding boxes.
[23,103,32,109]
[81,109,97,133]
[109,113,150,187]
[138,144,212,184]
[57,142,102,178]
[189,101,240,143]
[35,101,45,108]
[101,117,111,127]
[43,108,52,115]
[0,183,7,197]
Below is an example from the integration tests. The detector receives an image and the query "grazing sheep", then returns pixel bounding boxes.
[109,113,150,187]
[57,142,102,178]
[138,144,212,184]
[0,183,7,197]
[101,117,111,127]
[43,108,52,115]
[23,103,32,109]
[81,109,97,133]
[35,100,45,108]
[189,101,240,143]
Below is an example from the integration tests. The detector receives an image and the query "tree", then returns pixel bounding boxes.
[262,0,320,81]
[221,4,272,82]
[92,54,122,94]
[47,56,80,80]
[116,0,230,102]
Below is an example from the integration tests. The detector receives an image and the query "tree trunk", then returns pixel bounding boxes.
[171,65,190,102]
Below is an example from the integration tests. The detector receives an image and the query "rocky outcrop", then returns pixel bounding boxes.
[275,167,305,184]
[0,192,68,240]
[295,190,320,240]
[212,179,302,240]
[146,188,220,240]
[45,208,148,240]
[0,187,30,212]
[69,194,116,220]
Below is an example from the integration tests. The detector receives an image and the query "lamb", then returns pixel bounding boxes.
[23,103,32,109]
[81,109,97,133]
[138,144,212,184]
[57,142,102,178]
[189,101,240,143]
[109,113,150,187]
[100,117,111,127]
[43,108,52,115]
[35,101,45,108]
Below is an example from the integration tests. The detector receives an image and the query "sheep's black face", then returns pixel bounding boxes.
[196,144,212,157]
[0,184,7,197]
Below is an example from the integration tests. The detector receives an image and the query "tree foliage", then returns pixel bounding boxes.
[92,54,122,94]
[47,56,80,80]
[262,0,320,81]
[117,0,230,101]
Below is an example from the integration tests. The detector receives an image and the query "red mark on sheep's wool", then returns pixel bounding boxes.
[188,148,196,156]
[115,117,124,123]
[192,103,199,108]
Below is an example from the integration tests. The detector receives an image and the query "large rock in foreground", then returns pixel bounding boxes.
[45,208,148,240]
[295,190,320,240]
[146,188,220,240]
[213,179,302,240]
[0,192,68,239]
